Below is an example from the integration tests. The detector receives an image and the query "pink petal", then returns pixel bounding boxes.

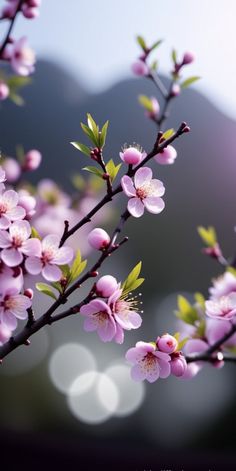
[9,294,31,319]
[126,347,145,363]
[158,359,171,379]
[9,220,31,240]
[114,310,142,330]
[42,234,60,251]
[83,317,98,332]
[146,362,160,383]
[150,179,165,197]
[42,263,62,281]
[131,363,146,382]
[97,317,116,342]
[0,215,10,229]
[143,196,165,214]
[25,256,42,275]
[114,323,124,344]
[121,175,136,197]
[127,198,144,218]
[2,189,18,207]
[1,248,23,267]
[7,206,26,221]
[134,167,152,188]
[52,246,74,265]
[80,299,110,316]
[1,311,17,330]
[0,230,11,248]
[22,237,42,257]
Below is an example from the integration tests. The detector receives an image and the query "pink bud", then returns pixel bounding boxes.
[170,353,187,377]
[157,334,178,354]
[96,275,118,297]
[88,228,110,250]
[182,51,195,65]
[154,145,177,165]
[0,82,9,101]
[202,244,222,259]
[145,97,160,119]
[24,288,34,299]
[2,157,21,182]
[23,149,42,171]
[120,147,143,165]
[22,5,39,19]
[0,323,12,345]
[131,60,149,76]
[27,0,41,7]
[170,83,181,97]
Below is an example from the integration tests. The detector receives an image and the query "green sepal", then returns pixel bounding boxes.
[197,226,217,247]
[162,128,175,140]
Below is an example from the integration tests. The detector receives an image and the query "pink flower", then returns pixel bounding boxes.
[205,294,236,321]
[126,341,171,383]
[80,299,117,342]
[108,287,142,333]
[18,192,36,219]
[0,189,26,229]
[96,275,118,297]
[2,158,21,183]
[0,220,41,267]
[170,352,187,377]
[25,234,73,281]
[121,167,165,218]
[22,149,42,171]
[154,145,177,165]
[0,81,9,101]
[22,3,40,19]
[209,272,236,300]
[0,288,31,330]
[119,146,146,165]
[88,227,110,250]
[10,37,35,76]
[0,321,12,345]
[131,60,149,76]
[182,51,195,65]
[157,333,178,354]
[182,338,208,379]
[0,166,6,184]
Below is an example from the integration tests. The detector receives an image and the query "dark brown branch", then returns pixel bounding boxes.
[0,0,24,57]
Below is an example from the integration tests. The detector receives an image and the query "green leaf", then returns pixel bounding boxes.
[81,123,98,146]
[60,264,71,278]
[51,282,63,294]
[194,292,205,308]
[83,166,104,178]
[196,319,206,338]
[69,249,87,283]
[71,174,86,191]
[7,75,32,89]
[71,141,91,156]
[31,227,41,240]
[227,267,236,277]
[122,261,144,296]
[162,128,175,140]
[138,95,154,112]
[87,113,99,141]
[99,120,109,148]
[36,283,57,300]
[175,295,199,325]
[197,226,217,247]
[150,60,158,71]
[181,76,201,89]
[137,35,147,51]
[150,39,163,52]
[178,336,189,350]
[105,159,121,183]
[9,91,24,106]
[171,49,177,63]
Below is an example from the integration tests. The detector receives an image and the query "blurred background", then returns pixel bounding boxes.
[1,1,236,469]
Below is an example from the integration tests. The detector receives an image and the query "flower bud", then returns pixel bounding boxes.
[131,60,149,76]
[2,157,21,182]
[182,51,195,65]
[154,145,177,165]
[24,288,34,299]
[88,228,110,250]
[23,149,42,171]
[170,83,181,97]
[157,333,178,354]
[170,353,187,377]
[22,5,39,19]
[0,82,9,101]
[120,147,143,165]
[0,323,12,345]
[96,275,118,297]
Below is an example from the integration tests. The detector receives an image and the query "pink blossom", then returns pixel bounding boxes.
[154,145,177,165]
[18,192,36,219]
[119,146,146,165]
[0,220,41,267]
[0,322,12,345]
[96,275,118,297]
[131,60,149,76]
[22,3,39,19]
[182,338,208,379]
[121,167,165,218]
[88,227,110,250]
[10,37,35,76]
[1,158,21,183]
[0,288,31,330]
[170,352,187,377]
[1,0,18,19]
[108,287,142,332]
[126,341,171,383]
[182,51,195,65]
[25,234,73,281]
[157,333,178,354]
[205,294,236,321]
[0,263,23,293]
[0,189,26,229]
[80,299,117,342]
[0,81,9,101]
[209,272,236,300]
[22,149,42,171]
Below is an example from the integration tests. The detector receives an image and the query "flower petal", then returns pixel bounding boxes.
[0,230,11,248]
[22,238,42,257]
[1,311,17,330]
[158,359,171,379]
[52,246,74,265]
[9,294,31,319]
[42,234,60,251]
[131,363,146,382]
[0,215,10,229]
[134,167,152,188]
[127,198,144,218]
[9,220,31,241]
[1,248,23,267]
[42,263,62,281]
[121,175,136,197]
[25,256,42,275]
[150,179,165,197]
[7,206,26,221]
[143,196,165,214]
[80,299,110,316]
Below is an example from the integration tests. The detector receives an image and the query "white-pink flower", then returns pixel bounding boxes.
[121,167,165,218]
[0,220,41,267]
[209,272,236,300]
[0,288,31,330]
[10,37,35,76]
[126,341,171,383]
[25,234,73,281]
[205,294,236,321]
[80,299,117,342]
[109,287,142,332]
[0,189,26,229]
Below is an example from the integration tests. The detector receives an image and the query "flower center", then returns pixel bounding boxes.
[41,249,55,265]
[96,311,109,325]
[2,295,17,311]
[0,201,7,215]
[141,352,157,371]
[12,235,23,249]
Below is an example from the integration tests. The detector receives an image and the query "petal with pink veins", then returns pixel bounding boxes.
[121,175,136,197]
[131,363,147,382]
[42,263,62,281]
[134,167,152,188]
[0,230,11,248]
[143,196,165,214]
[1,311,17,330]
[52,246,74,265]
[25,256,42,275]
[21,238,42,257]
[127,197,144,217]
[1,247,23,267]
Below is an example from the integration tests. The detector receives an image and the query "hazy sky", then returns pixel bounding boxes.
[5,0,236,118]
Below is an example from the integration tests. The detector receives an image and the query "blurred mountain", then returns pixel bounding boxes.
[1,58,236,295]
